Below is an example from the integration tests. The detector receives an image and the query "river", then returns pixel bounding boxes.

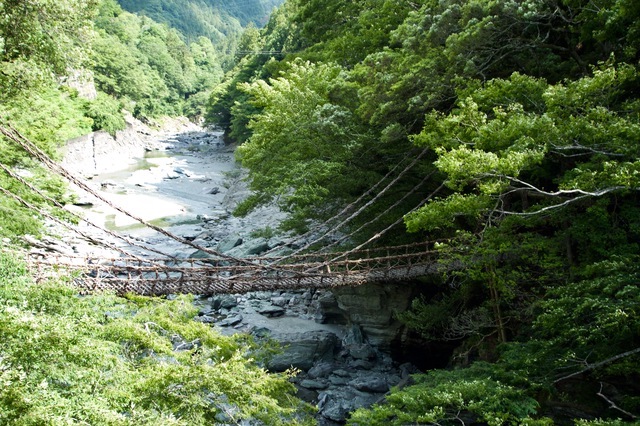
[59,125,422,426]
[65,127,285,259]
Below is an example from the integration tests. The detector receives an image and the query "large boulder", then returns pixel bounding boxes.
[318,388,382,423]
[330,282,418,350]
[266,331,340,372]
[217,236,243,253]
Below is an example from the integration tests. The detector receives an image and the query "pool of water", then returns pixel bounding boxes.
[78,142,236,239]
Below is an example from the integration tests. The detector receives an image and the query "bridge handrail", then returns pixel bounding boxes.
[26,248,440,274]
[26,240,443,265]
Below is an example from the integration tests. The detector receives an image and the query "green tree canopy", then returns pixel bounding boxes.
[208,0,640,421]
[0,0,98,100]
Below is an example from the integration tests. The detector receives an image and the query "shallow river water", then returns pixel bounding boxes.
[66,129,284,259]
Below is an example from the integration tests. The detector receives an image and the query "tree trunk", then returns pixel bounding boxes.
[487,265,507,343]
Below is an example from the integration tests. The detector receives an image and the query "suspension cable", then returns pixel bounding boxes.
[260,150,417,258]
[272,148,430,264]
[0,161,178,260]
[304,182,446,273]
[0,183,155,262]
[319,170,436,252]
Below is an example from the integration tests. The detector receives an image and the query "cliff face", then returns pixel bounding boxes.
[61,69,98,101]
[61,114,198,176]
[314,282,417,349]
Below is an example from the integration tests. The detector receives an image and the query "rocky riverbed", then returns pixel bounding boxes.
[52,118,430,425]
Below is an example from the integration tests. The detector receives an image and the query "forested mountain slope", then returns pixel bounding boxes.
[117,0,284,44]
[208,0,640,423]
[93,0,227,119]
[0,0,245,240]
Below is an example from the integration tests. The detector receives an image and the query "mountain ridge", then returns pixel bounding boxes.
[117,0,284,43]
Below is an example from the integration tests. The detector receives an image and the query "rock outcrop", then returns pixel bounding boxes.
[317,282,417,350]
[62,114,199,176]
[193,284,424,425]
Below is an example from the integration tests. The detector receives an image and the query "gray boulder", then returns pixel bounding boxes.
[267,331,339,372]
[211,295,238,310]
[256,303,286,317]
[244,239,270,255]
[218,236,243,253]
[349,375,389,393]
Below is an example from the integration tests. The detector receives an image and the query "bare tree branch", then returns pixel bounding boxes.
[553,347,640,384]
[551,143,626,158]
[480,173,636,216]
[597,382,638,419]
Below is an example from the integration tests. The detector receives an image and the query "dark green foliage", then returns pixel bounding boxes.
[209,0,640,422]
[348,365,545,425]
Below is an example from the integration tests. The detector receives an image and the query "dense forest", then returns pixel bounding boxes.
[207,0,640,424]
[0,0,639,424]
[118,0,282,43]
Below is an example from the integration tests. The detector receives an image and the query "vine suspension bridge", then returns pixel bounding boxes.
[28,243,442,296]
[1,124,446,296]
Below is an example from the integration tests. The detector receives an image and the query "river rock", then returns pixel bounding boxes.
[72,196,94,206]
[173,167,191,177]
[256,303,285,317]
[318,388,384,423]
[218,236,243,253]
[219,314,243,327]
[295,385,318,403]
[348,343,377,360]
[349,375,389,393]
[244,239,270,255]
[195,315,216,324]
[307,362,336,379]
[270,296,288,307]
[188,250,219,266]
[328,375,349,386]
[343,325,365,346]
[299,379,329,390]
[332,282,417,350]
[211,295,238,310]
[313,292,348,324]
[266,331,339,372]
